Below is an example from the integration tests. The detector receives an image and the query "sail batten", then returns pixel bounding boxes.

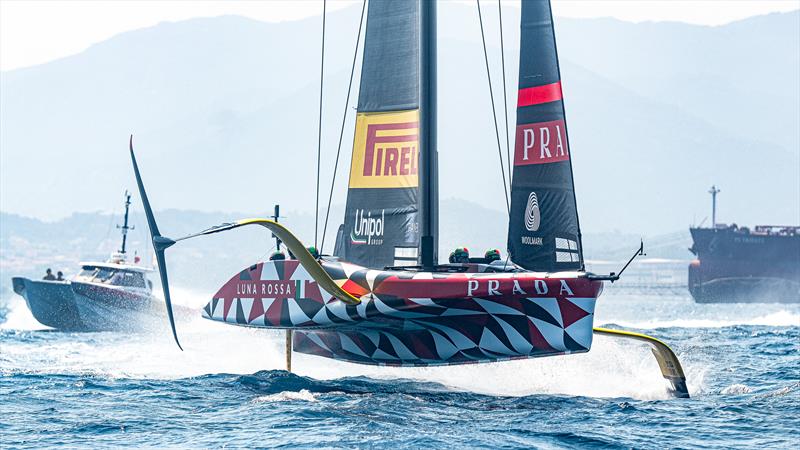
[507,0,583,272]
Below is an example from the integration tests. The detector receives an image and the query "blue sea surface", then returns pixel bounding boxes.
[1,288,798,449]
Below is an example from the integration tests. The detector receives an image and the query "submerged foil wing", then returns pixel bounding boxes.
[507,0,583,272]
[335,0,421,269]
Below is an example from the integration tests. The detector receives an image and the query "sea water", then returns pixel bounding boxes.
[1,285,798,448]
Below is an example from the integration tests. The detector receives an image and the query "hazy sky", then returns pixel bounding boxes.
[1,0,798,71]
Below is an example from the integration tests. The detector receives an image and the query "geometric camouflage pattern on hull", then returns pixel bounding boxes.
[203,260,603,366]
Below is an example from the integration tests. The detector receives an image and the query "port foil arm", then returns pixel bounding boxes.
[183,218,361,306]
[593,326,690,398]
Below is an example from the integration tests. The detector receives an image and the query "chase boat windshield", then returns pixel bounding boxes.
[75,263,152,290]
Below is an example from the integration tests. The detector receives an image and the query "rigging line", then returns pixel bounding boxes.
[477,0,510,213]
[314,0,327,250]
[497,0,513,262]
[320,0,367,255]
[498,0,512,186]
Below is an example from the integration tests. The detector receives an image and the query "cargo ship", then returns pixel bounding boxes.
[688,186,800,303]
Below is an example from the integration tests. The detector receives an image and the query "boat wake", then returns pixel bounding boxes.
[0,288,714,401]
[600,310,800,329]
[253,389,319,403]
[0,296,50,331]
[0,284,209,333]
[9,283,797,401]
[720,383,752,395]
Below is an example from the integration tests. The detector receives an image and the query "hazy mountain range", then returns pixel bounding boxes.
[1,4,798,237]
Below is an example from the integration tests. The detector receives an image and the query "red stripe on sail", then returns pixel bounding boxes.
[517,81,563,107]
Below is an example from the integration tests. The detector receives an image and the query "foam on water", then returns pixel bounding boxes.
[0,296,51,331]
[603,310,800,329]
[595,291,800,330]
[3,281,798,448]
[1,316,696,400]
[2,285,796,401]
[0,288,710,400]
[0,285,207,332]
[253,389,319,403]
[720,383,753,395]
[292,336,706,400]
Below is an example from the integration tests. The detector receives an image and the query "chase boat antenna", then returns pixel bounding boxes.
[117,191,134,255]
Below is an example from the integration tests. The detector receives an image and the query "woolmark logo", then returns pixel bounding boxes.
[524,191,541,232]
[351,209,385,245]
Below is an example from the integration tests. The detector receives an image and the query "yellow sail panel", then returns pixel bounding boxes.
[348,110,420,189]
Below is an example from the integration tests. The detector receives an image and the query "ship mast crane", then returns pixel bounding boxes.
[709,185,721,228]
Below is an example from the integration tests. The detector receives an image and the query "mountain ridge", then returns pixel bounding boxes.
[1,6,797,234]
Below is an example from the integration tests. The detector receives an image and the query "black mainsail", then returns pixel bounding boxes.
[335,0,422,268]
[507,0,583,272]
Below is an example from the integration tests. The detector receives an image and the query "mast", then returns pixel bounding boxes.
[419,0,438,269]
[709,185,720,228]
[118,191,133,254]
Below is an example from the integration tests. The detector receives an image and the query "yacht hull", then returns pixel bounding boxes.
[203,260,602,366]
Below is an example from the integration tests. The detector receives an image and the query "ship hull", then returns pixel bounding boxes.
[203,260,602,366]
[70,282,162,332]
[11,277,89,331]
[11,277,166,331]
[688,271,799,304]
[689,227,800,303]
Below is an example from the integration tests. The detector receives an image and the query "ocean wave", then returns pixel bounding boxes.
[253,389,318,403]
[0,325,700,400]
[757,382,800,399]
[720,384,752,395]
[602,310,800,329]
[0,296,52,331]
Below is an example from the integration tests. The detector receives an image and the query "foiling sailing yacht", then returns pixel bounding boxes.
[130,0,689,397]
